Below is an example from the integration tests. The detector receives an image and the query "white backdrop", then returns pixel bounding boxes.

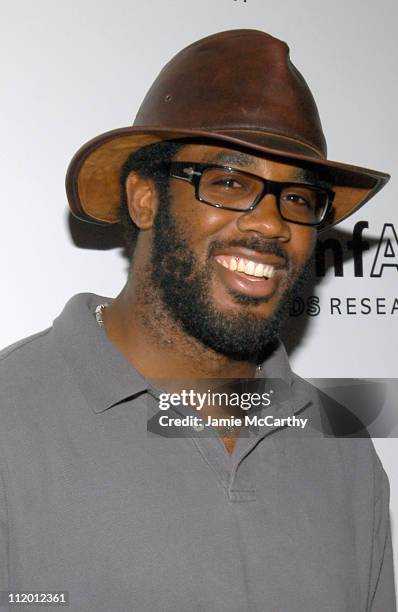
[1,0,397,589]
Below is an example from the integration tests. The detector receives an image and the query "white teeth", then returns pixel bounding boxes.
[229,258,238,272]
[254,263,264,277]
[237,259,246,272]
[245,261,255,275]
[216,256,276,278]
[263,265,275,279]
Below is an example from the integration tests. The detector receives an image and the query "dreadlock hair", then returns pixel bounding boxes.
[119,139,185,258]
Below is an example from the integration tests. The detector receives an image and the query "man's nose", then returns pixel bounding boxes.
[236,194,291,241]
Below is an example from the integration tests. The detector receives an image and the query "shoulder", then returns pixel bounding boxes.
[0,326,52,366]
[0,293,105,411]
[0,291,105,369]
[0,326,55,392]
[0,325,69,431]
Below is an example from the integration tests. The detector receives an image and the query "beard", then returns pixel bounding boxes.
[148,186,314,363]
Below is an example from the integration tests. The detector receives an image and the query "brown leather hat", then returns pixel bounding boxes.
[65,29,390,233]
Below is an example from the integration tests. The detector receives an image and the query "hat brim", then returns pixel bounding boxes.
[65,126,390,233]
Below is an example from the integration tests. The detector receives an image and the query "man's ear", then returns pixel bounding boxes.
[125,172,158,230]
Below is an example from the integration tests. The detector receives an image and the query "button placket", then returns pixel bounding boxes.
[145,376,314,502]
[226,389,314,501]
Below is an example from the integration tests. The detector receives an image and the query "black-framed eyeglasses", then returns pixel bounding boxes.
[167,161,335,227]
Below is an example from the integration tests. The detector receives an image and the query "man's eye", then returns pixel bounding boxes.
[213,178,243,190]
[282,192,314,208]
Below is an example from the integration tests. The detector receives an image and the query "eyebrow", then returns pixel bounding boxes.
[206,151,260,169]
[205,151,324,184]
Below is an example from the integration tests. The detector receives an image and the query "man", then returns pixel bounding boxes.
[0,29,395,611]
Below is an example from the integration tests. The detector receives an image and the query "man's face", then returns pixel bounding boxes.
[146,143,317,361]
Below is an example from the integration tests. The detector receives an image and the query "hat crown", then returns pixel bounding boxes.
[134,29,327,158]
[65,28,388,230]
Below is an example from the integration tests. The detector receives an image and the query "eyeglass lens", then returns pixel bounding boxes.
[198,167,328,224]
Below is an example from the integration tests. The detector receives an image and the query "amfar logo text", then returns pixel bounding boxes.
[315,221,398,277]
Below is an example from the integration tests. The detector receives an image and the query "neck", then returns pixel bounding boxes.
[101,281,258,380]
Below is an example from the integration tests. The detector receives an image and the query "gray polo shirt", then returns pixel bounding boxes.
[0,293,395,611]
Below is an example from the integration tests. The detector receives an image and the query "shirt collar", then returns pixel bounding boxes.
[255,340,294,386]
[52,292,305,415]
[52,293,147,413]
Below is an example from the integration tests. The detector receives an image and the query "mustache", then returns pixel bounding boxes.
[208,238,291,268]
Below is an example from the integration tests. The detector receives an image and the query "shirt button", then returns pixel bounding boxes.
[193,424,205,432]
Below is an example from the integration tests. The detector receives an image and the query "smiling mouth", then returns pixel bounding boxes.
[214,255,277,279]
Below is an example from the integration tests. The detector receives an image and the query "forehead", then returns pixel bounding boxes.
[174,143,319,182]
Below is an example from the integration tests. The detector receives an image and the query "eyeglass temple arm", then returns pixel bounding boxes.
[170,165,201,183]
